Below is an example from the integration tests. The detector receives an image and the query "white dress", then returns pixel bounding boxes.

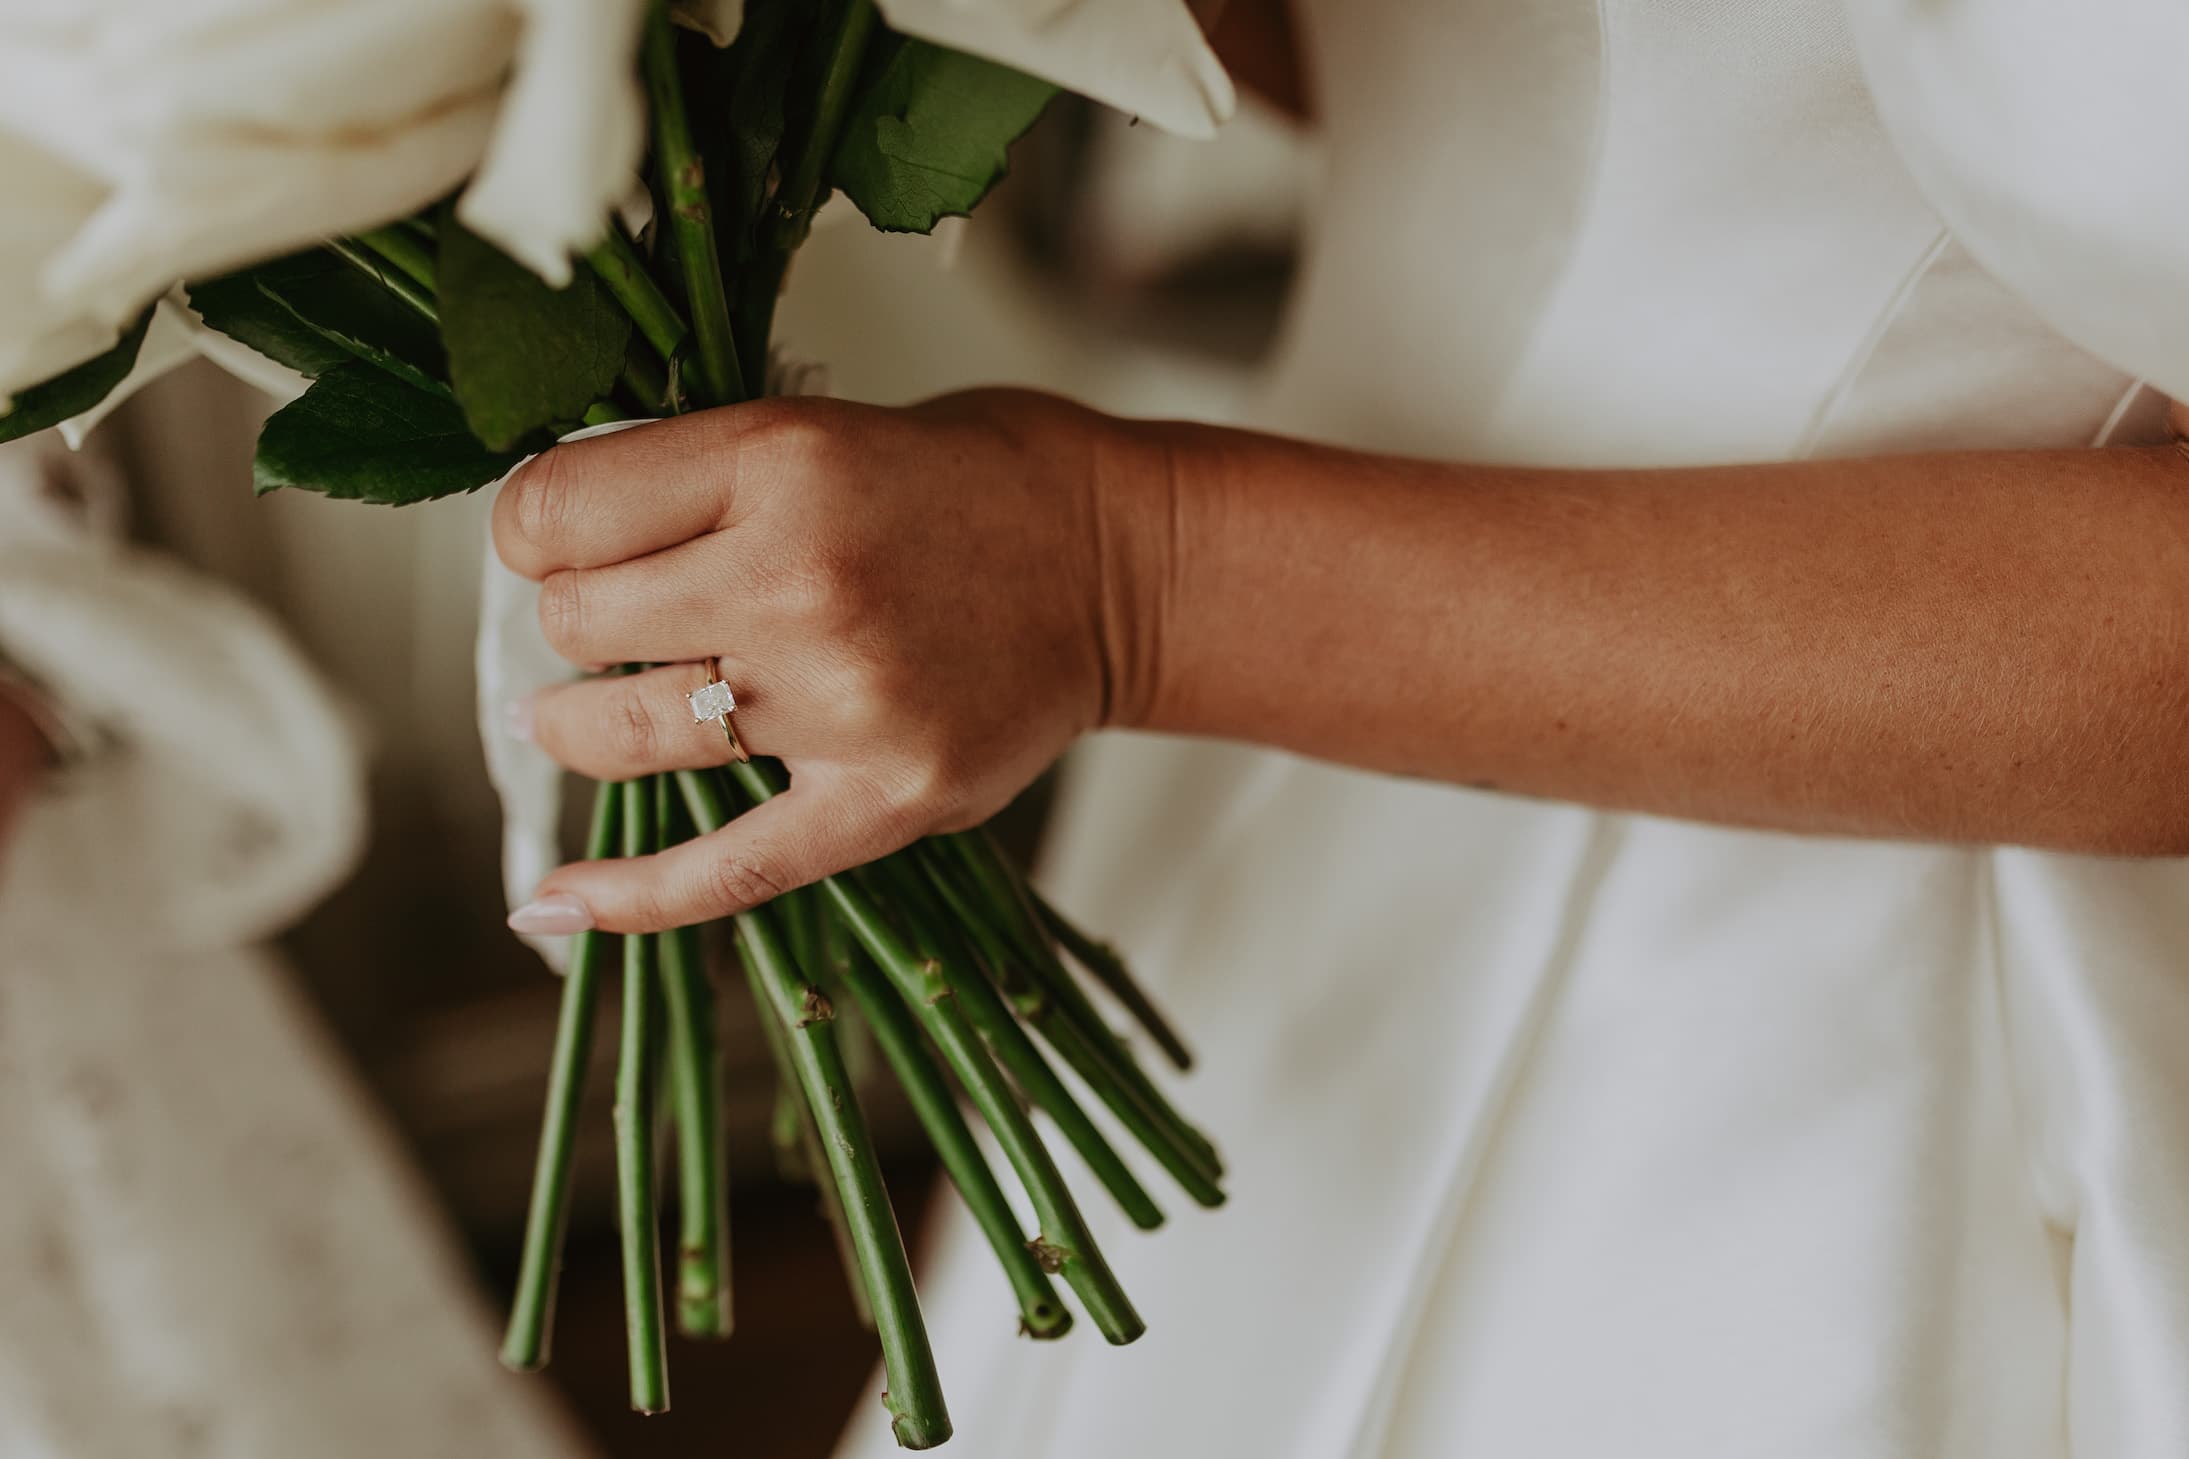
[0,434,593,1459]
[838,2,2189,1456]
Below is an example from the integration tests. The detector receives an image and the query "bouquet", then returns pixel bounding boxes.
[0,0,1235,1447]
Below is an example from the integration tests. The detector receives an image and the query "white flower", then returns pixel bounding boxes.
[876,0,1234,141]
[0,0,1229,412]
[0,0,654,402]
[0,128,116,403]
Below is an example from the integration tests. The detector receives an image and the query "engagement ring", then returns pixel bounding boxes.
[688,658,749,762]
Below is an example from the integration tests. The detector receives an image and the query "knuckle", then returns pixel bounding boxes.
[536,571,588,653]
[831,659,908,743]
[505,450,576,555]
[607,690,660,767]
[620,879,676,934]
[700,847,789,914]
[748,401,843,479]
[930,799,989,835]
[887,751,967,825]
[773,535,871,633]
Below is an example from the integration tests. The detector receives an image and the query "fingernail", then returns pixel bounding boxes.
[508,892,593,935]
[505,695,536,741]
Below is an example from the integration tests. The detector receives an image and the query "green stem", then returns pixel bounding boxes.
[735,0,878,390]
[873,855,1167,1230]
[914,846,1222,1205]
[827,927,1074,1338]
[586,224,690,366]
[618,341,670,417]
[355,225,438,295]
[735,893,950,1448]
[716,758,1144,1343]
[772,0,878,252]
[768,1077,812,1179]
[780,883,825,986]
[500,780,621,1372]
[941,835,1221,1179]
[616,780,670,1414]
[326,238,436,323]
[1030,881,1195,1072]
[640,4,745,407]
[657,780,732,1339]
[746,938,877,1329]
[821,866,1144,1344]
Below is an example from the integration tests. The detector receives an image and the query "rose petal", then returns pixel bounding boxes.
[878,0,1234,140]
[457,0,651,287]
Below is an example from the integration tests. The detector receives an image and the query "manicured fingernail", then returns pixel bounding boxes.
[508,893,592,935]
[505,695,536,741]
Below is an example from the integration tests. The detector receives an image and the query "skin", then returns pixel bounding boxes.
[495,391,2189,935]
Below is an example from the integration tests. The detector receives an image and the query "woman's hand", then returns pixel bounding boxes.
[494,389,1167,935]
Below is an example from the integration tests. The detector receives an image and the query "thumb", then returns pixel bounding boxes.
[510,776,911,934]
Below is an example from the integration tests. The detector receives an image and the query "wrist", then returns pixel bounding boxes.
[1087,416,1236,734]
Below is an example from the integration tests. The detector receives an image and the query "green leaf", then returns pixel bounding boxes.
[0,311,152,446]
[828,39,1057,234]
[436,213,630,451]
[189,251,449,394]
[722,0,807,259]
[254,362,523,506]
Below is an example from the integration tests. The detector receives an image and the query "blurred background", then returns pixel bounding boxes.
[75,94,1311,1457]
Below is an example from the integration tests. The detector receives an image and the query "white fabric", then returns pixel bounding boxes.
[837,2,2189,1455]
[0,435,592,1458]
[476,417,653,971]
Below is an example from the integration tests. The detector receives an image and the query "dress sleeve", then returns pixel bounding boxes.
[1846,0,2189,400]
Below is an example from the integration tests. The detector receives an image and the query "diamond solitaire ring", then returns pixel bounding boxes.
[688,657,749,763]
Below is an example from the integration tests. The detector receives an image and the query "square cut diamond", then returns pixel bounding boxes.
[689,680,736,721]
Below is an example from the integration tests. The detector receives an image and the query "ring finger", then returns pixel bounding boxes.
[522,660,783,781]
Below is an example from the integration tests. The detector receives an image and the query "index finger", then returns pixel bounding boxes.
[492,410,736,581]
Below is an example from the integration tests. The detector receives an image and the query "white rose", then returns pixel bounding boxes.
[1,0,1228,413]
[876,0,1234,141]
[0,129,116,400]
[0,0,653,402]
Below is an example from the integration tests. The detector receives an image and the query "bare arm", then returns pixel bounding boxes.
[1119,425,2189,854]
[491,395,2189,933]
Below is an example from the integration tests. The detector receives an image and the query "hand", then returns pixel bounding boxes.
[493,389,1166,934]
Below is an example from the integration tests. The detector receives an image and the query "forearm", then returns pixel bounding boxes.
[1111,425,2189,854]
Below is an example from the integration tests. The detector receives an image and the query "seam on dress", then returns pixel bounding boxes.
[1334,812,1630,1459]
[1795,225,1952,460]
[2088,378,2148,448]
[1975,852,2075,1453]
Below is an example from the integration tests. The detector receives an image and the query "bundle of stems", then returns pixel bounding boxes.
[461,1,1223,1448]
